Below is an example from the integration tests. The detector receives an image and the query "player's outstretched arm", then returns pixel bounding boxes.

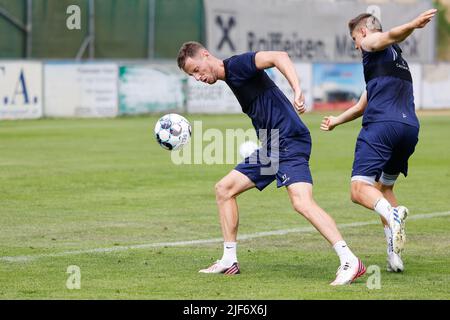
[255,51,306,114]
[320,91,367,131]
[361,8,437,52]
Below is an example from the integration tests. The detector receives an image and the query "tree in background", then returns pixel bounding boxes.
[435,0,450,60]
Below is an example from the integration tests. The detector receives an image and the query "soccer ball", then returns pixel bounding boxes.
[154,114,191,151]
[239,141,259,159]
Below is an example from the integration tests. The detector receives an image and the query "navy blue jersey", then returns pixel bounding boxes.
[362,45,419,128]
[223,52,310,156]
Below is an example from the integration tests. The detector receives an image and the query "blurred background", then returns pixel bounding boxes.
[0,0,449,119]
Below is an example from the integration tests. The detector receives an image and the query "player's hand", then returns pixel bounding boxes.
[294,90,306,114]
[320,116,338,131]
[411,9,437,29]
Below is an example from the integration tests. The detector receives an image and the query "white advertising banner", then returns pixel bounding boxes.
[0,61,43,120]
[186,77,240,113]
[119,65,184,115]
[204,0,435,63]
[44,63,118,117]
[421,64,450,109]
[186,63,312,113]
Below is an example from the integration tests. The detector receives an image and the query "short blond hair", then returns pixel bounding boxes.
[348,13,382,35]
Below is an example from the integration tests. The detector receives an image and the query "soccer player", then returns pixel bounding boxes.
[320,9,437,272]
[177,42,365,285]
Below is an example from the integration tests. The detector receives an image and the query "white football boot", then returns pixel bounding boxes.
[387,252,404,272]
[388,206,408,254]
[330,258,366,286]
[386,229,404,272]
[199,260,240,275]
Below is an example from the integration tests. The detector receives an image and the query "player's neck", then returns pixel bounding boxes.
[215,58,225,81]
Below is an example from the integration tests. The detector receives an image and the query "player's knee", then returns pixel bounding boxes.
[350,182,362,204]
[350,192,358,204]
[215,181,232,202]
[350,176,376,204]
[292,198,314,218]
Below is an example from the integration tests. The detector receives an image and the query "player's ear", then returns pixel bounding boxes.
[202,49,211,58]
[361,27,367,37]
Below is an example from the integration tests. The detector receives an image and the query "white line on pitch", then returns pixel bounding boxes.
[1,211,449,263]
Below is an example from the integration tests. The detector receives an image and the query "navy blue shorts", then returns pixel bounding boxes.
[352,121,419,180]
[235,136,313,191]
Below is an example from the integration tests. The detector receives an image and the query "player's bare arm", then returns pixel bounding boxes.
[361,8,437,52]
[320,90,367,131]
[255,51,306,113]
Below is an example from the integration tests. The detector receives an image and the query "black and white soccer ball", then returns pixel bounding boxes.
[154,114,191,151]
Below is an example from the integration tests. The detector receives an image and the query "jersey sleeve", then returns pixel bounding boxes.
[225,52,259,87]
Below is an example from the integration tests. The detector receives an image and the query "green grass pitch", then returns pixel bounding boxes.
[0,113,449,299]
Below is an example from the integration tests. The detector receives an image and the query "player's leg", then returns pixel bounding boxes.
[275,139,345,245]
[377,175,399,228]
[376,178,397,255]
[351,176,410,254]
[351,178,386,213]
[350,125,395,230]
[377,127,417,271]
[377,179,398,207]
[278,150,365,285]
[286,182,365,285]
[215,169,255,243]
[350,124,392,219]
[348,127,406,273]
[199,169,255,274]
[351,175,408,252]
[377,177,404,272]
[377,122,418,268]
[287,182,342,245]
[200,149,277,275]
[351,123,416,256]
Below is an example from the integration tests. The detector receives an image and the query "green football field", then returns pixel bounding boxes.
[0,113,449,300]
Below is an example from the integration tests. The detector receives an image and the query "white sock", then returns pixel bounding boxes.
[333,240,357,265]
[384,226,394,255]
[374,198,392,222]
[220,242,237,267]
